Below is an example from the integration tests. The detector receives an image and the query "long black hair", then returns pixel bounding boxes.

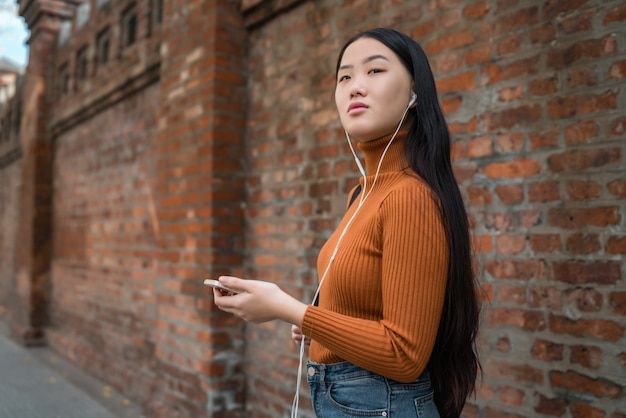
[336,28,481,418]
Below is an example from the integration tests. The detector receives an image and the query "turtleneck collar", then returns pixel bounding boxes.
[356,130,410,176]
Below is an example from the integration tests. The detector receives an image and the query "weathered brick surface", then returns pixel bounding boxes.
[1,0,624,417]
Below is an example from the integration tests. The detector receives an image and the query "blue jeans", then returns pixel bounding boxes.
[306,360,440,417]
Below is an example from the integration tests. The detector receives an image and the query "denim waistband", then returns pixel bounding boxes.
[306,360,431,385]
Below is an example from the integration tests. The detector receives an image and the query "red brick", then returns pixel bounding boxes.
[548,91,618,119]
[548,34,616,69]
[499,385,525,406]
[530,234,562,253]
[529,75,558,96]
[496,132,524,153]
[426,29,475,55]
[496,235,526,254]
[607,236,626,254]
[495,184,523,205]
[486,308,546,331]
[566,233,601,254]
[484,259,545,280]
[566,180,600,200]
[483,105,542,131]
[530,126,559,150]
[449,117,478,134]
[549,314,624,341]
[564,120,599,144]
[534,393,566,416]
[548,148,621,172]
[550,370,623,398]
[553,261,620,284]
[482,157,541,178]
[497,335,510,352]
[498,83,523,101]
[531,339,564,361]
[492,7,539,34]
[452,163,478,183]
[485,360,544,384]
[559,10,594,34]
[433,51,463,73]
[568,66,599,86]
[441,96,462,115]
[544,0,590,18]
[566,288,603,313]
[570,345,602,369]
[472,234,493,254]
[610,117,626,136]
[530,24,557,45]
[465,43,491,64]
[609,60,626,80]
[481,57,539,85]
[495,284,526,305]
[436,70,476,93]
[529,181,560,202]
[466,135,493,157]
[609,292,626,315]
[607,179,626,197]
[467,185,492,205]
[570,403,606,418]
[529,286,562,310]
[485,407,525,418]
[496,34,522,56]
[603,3,626,24]
[549,207,620,228]
[464,2,490,19]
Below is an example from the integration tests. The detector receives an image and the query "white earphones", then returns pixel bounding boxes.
[409,91,417,107]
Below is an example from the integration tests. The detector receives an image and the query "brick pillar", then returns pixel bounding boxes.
[10,0,75,345]
[146,0,247,416]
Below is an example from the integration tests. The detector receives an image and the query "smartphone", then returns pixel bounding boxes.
[203,279,241,295]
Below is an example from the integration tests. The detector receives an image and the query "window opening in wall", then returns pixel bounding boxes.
[75,46,88,91]
[154,0,163,25]
[2,110,9,139]
[148,0,162,36]
[14,101,21,136]
[121,3,138,48]
[96,26,111,67]
[59,63,70,95]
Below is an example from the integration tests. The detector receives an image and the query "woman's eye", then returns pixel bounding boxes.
[338,75,350,82]
[369,68,383,74]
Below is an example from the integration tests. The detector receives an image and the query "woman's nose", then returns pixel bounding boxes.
[349,80,365,98]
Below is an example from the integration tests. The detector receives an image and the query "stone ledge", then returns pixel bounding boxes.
[49,62,160,139]
[241,0,307,29]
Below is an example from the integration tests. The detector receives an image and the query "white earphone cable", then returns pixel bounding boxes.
[291,100,413,418]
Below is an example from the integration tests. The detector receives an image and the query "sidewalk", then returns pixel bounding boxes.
[0,320,143,418]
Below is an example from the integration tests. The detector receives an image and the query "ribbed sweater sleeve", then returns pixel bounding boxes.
[301,182,448,382]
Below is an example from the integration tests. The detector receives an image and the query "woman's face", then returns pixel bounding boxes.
[335,37,414,142]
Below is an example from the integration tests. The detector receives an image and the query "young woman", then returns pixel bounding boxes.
[212,28,481,418]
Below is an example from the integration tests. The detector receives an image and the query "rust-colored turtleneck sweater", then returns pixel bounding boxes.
[301,131,449,383]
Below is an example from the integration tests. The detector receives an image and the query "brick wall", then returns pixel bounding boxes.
[3,0,624,417]
[243,1,626,417]
[0,80,22,316]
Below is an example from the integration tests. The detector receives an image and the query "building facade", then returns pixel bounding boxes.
[0,0,625,417]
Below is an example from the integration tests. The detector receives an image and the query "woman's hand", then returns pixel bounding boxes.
[212,276,307,326]
[291,325,310,346]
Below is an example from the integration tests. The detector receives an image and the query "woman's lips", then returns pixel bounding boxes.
[348,102,368,115]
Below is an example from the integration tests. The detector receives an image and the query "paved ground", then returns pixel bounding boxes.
[0,320,143,418]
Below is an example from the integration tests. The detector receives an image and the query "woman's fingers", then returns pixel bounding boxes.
[291,325,310,346]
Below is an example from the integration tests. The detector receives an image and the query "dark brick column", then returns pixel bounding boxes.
[145,1,247,416]
[10,0,75,345]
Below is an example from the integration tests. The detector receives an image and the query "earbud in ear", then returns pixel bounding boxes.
[409,92,417,107]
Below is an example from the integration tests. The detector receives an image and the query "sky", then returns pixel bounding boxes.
[0,0,29,67]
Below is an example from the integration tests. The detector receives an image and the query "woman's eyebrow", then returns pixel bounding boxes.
[338,54,390,71]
